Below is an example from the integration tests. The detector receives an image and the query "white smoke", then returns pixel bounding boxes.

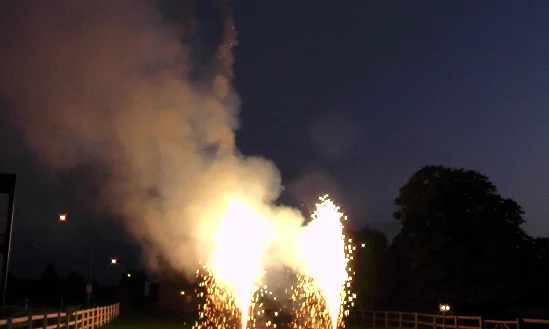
[0,0,306,279]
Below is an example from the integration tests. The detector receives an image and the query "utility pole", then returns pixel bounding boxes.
[0,173,16,309]
[86,249,93,308]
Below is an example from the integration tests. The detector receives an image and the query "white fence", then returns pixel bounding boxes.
[347,310,549,329]
[0,304,119,329]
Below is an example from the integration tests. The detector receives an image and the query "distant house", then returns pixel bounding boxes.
[118,270,157,310]
[157,271,197,313]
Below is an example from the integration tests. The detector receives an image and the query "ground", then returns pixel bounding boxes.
[103,315,366,329]
[103,314,192,329]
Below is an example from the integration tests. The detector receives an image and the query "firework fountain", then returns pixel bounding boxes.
[193,196,356,329]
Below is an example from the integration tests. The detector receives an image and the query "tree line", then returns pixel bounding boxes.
[6,262,118,310]
[350,165,549,317]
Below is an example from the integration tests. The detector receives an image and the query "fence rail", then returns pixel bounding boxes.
[0,304,119,329]
[349,311,549,329]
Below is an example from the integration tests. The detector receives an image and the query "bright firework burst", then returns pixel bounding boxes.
[193,195,355,329]
[193,198,270,329]
[291,195,356,329]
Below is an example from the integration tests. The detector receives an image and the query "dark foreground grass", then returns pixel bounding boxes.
[102,312,368,329]
[103,312,193,329]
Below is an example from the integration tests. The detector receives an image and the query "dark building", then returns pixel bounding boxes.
[118,270,157,311]
[157,273,197,313]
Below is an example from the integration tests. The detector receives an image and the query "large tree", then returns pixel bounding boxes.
[389,165,532,308]
[351,226,388,310]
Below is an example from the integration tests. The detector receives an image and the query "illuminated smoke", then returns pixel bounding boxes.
[0,1,355,327]
[0,0,285,278]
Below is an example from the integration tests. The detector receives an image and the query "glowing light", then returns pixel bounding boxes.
[111,258,117,265]
[440,304,450,312]
[180,291,185,296]
[59,214,67,222]
[127,273,131,278]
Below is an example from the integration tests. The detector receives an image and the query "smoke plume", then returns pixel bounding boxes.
[0,0,305,278]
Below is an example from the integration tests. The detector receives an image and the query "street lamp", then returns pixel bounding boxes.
[439,304,450,313]
[57,214,118,309]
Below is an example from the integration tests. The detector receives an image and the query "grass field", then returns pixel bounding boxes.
[103,313,193,329]
[102,315,366,329]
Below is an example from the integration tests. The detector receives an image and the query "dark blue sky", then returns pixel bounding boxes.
[1,0,549,283]
[234,0,549,235]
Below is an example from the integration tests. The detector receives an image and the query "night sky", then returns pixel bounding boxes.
[1,0,549,283]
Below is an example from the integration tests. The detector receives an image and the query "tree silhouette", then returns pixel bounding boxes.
[40,262,60,306]
[389,165,532,311]
[351,226,388,310]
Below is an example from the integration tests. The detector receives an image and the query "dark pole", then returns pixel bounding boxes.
[0,173,16,309]
[87,248,92,308]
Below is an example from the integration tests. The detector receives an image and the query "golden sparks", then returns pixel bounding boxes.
[192,195,356,329]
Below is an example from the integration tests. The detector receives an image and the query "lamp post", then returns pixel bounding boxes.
[439,303,451,329]
[86,249,92,309]
[57,213,119,309]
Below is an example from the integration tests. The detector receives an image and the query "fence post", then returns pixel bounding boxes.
[399,312,402,329]
[385,312,388,329]
[414,313,418,329]
[479,317,483,329]
[433,315,437,329]
[517,318,521,329]
[65,312,69,329]
[28,314,33,329]
[56,312,61,329]
[7,317,13,329]
[454,316,458,329]
[443,315,446,329]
